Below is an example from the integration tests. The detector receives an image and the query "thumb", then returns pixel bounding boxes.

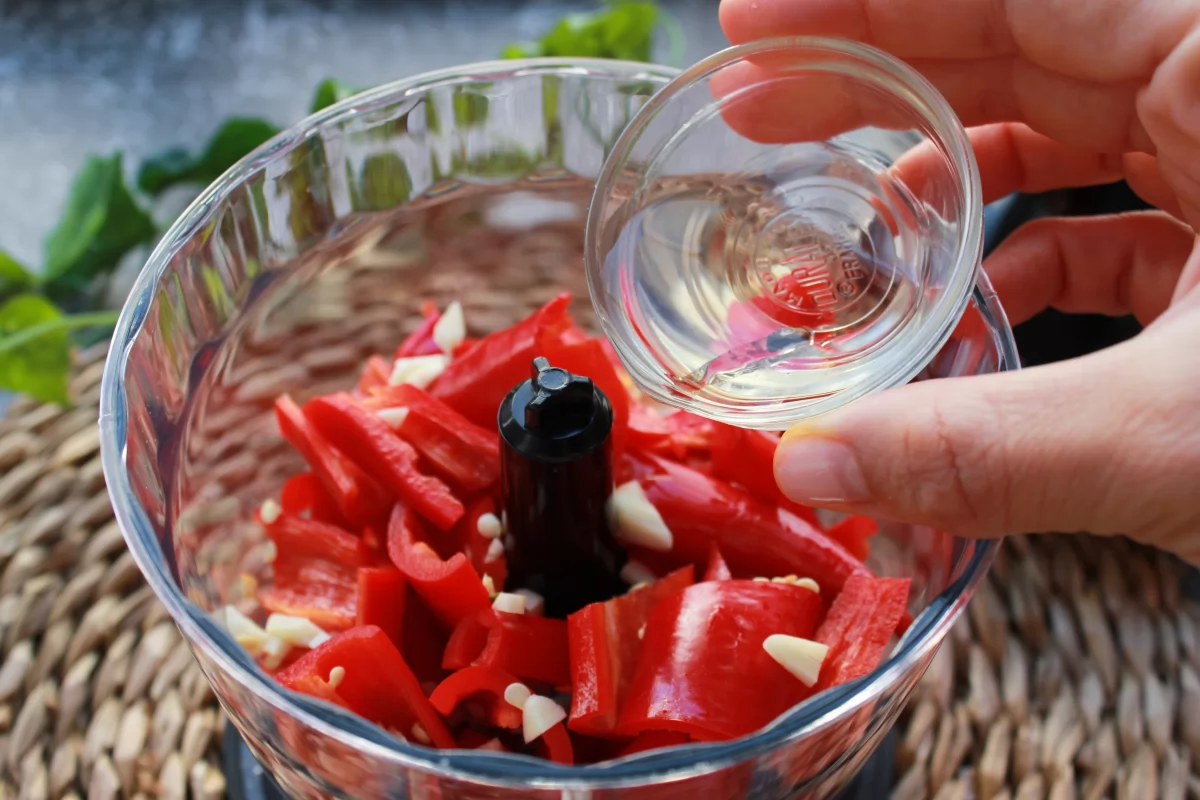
[773,341,1199,544]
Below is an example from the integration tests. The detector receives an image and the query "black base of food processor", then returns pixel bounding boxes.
[221,723,899,800]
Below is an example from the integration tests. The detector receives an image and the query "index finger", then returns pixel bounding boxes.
[719,0,1189,84]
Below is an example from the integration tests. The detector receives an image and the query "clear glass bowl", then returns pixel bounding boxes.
[99,54,1016,800]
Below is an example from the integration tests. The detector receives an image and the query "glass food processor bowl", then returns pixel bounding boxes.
[99,50,1015,800]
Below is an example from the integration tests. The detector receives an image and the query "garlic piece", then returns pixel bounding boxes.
[492,593,526,615]
[388,354,448,388]
[328,666,346,689]
[265,613,331,649]
[513,589,545,617]
[411,723,431,744]
[259,499,282,525]
[522,695,567,744]
[619,560,657,587]
[481,574,496,596]
[504,683,532,710]
[377,407,410,429]
[432,301,466,354]
[763,634,828,687]
[484,538,505,564]
[476,513,503,540]
[261,636,293,670]
[607,481,673,552]
[224,607,269,656]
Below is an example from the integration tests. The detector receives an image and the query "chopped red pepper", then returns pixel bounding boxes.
[395,300,442,359]
[567,566,694,738]
[618,580,824,741]
[356,566,406,651]
[702,542,732,582]
[274,395,390,527]
[814,575,911,690]
[823,516,876,563]
[452,495,508,591]
[364,383,500,493]
[356,355,392,396]
[626,407,715,461]
[386,503,491,630]
[443,608,570,688]
[280,471,349,528]
[277,625,455,748]
[259,514,366,631]
[430,293,574,428]
[627,454,872,595]
[707,423,820,528]
[616,730,691,757]
[304,393,464,530]
[400,582,451,688]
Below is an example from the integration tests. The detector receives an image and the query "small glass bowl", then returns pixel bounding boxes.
[100,51,1014,800]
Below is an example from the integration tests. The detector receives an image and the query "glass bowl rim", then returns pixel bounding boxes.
[585,37,985,429]
[99,53,1008,789]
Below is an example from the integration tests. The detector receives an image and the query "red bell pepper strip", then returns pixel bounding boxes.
[626,407,715,462]
[707,423,820,528]
[401,582,451,689]
[814,575,911,690]
[356,355,392,396]
[304,393,464,530]
[451,495,508,591]
[618,580,824,741]
[356,566,406,651]
[823,516,876,563]
[616,730,691,757]
[566,566,694,738]
[278,625,455,748]
[627,453,872,595]
[364,383,500,493]
[702,542,732,582]
[395,300,442,359]
[280,471,350,528]
[429,293,574,428]
[442,608,570,688]
[259,514,366,631]
[387,503,491,630]
[274,395,390,527]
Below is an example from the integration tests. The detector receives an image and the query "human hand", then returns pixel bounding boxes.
[715,0,1200,560]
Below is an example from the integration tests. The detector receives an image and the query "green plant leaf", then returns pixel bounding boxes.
[311,79,359,113]
[0,251,34,299]
[452,87,491,128]
[42,154,156,296]
[353,153,414,211]
[137,117,281,196]
[502,1,661,62]
[0,294,71,405]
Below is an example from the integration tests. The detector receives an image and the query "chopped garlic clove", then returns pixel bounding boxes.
[504,683,532,710]
[432,301,466,354]
[476,512,503,540]
[513,589,545,617]
[388,354,449,388]
[259,499,282,525]
[484,538,505,564]
[522,695,567,744]
[328,666,346,689]
[476,738,506,752]
[492,593,526,614]
[224,607,269,656]
[607,481,673,552]
[265,613,332,649]
[619,560,657,587]
[261,636,294,670]
[377,407,410,429]
[795,578,820,594]
[411,723,432,744]
[481,574,496,596]
[763,634,829,687]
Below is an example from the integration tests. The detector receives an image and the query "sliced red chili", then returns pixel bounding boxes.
[356,355,392,396]
[618,580,824,741]
[443,608,570,688]
[814,575,911,690]
[259,514,366,631]
[452,495,508,591]
[274,394,390,527]
[356,566,406,651]
[822,516,876,563]
[277,625,455,748]
[707,423,820,528]
[616,730,691,757]
[364,383,500,494]
[429,665,524,730]
[702,542,732,582]
[394,299,442,359]
[304,393,464,530]
[386,503,491,630]
[280,471,349,528]
[430,293,574,428]
[566,566,694,738]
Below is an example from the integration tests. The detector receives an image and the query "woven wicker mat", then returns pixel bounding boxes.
[1,346,1197,800]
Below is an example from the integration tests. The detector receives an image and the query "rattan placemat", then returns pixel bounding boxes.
[1,345,1196,799]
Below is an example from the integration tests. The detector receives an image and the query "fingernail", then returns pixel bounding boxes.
[775,432,869,505]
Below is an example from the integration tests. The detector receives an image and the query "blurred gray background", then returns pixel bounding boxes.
[0,0,727,271]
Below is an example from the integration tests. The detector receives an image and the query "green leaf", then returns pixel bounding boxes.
[42,154,156,296]
[353,153,414,211]
[137,117,281,196]
[502,1,661,62]
[0,251,34,299]
[0,294,71,405]
[452,87,490,128]
[311,78,359,113]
